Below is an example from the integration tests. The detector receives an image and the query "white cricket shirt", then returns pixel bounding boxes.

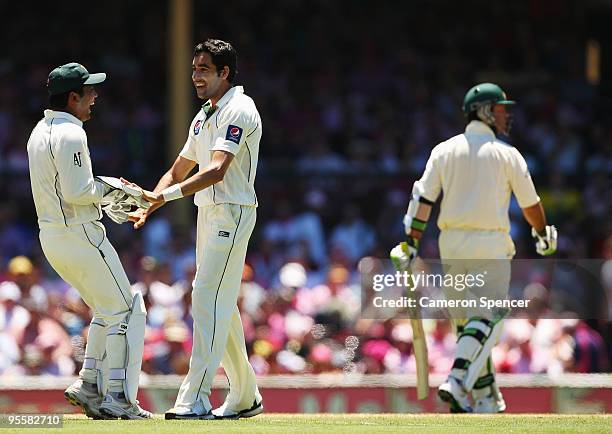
[27,110,104,228]
[417,120,540,233]
[180,86,261,207]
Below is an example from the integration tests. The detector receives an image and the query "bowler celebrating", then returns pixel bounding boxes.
[127,39,263,420]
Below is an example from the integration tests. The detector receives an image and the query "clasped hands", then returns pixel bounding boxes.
[98,176,164,228]
[118,178,165,229]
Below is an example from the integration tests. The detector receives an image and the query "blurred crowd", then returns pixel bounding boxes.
[0,0,611,377]
[0,254,608,377]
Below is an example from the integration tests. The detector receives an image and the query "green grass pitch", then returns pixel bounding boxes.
[13,414,612,433]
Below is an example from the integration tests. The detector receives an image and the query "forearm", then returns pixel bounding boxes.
[177,165,224,197]
[521,201,547,233]
[393,186,435,269]
[404,189,434,240]
[407,203,432,240]
[149,166,191,214]
[157,152,230,203]
[153,169,179,193]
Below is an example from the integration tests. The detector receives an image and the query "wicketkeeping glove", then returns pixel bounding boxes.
[95,176,150,210]
[532,225,557,256]
[102,202,132,224]
[390,237,419,271]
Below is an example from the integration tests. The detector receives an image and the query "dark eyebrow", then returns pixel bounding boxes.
[193,63,210,69]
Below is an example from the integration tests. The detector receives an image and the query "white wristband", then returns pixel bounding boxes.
[161,184,183,202]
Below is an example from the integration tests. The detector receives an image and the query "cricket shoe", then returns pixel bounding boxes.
[474,390,506,413]
[438,377,473,413]
[99,392,152,419]
[212,399,264,419]
[165,402,215,420]
[64,379,107,419]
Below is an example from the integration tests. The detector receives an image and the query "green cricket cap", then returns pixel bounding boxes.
[47,62,106,95]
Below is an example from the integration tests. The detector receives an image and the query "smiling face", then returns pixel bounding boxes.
[68,85,98,122]
[192,52,230,103]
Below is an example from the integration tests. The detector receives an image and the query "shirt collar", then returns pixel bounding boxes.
[202,85,244,114]
[44,109,83,128]
[465,120,496,138]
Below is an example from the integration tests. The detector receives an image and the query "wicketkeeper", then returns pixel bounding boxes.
[27,63,152,419]
[391,83,557,413]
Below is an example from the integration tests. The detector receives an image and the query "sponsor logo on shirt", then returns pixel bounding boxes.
[194,119,203,135]
[73,152,82,167]
[218,230,230,238]
[225,125,243,144]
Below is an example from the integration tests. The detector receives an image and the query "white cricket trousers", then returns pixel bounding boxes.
[39,221,134,390]
[175,204,261,412]
[439,229,515,392]
[438,228,514,322]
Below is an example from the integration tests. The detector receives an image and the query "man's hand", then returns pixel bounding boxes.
[120,178,168,229]
[96,176,150,209]
[128,207,151,230]
[121,178,164,205]
[141,190,164,204]
[532,225,557,256]
[390,238,419,271]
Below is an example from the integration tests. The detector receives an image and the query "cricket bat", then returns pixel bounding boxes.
[410,316,429,399]
[406,265,429,400]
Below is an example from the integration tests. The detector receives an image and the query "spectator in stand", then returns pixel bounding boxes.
[294,263,360,324]
[141,211,172,262]
[143,319,192,375]
[0,282,30,345]
[564,319,608,373]
[4,256,48,311]
[330,205,377,266]
[495,319,535,374]
[132,256,184,328]
[13,300,74,376]
[426,320,455,374]
[291,189,329,269]
[0,283,26,375]
[239,264,267,318]
[297,139,347,174]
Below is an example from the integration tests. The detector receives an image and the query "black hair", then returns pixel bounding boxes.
[49,87,84,111]
[193,39,238,83]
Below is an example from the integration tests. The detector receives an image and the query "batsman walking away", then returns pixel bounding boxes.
[26,63,152,419]
[125,38,263,420]
[391,82,557,413]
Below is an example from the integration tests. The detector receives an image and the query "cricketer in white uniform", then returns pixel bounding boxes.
[391,83,557,413]
[126,39,263,420]
[27,63,151,419]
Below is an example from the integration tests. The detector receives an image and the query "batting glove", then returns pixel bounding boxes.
[390,237,419,271]
[532,225,557,256]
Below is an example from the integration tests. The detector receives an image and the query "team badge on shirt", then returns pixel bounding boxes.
[226,125,243,144]
[194,120,203,135]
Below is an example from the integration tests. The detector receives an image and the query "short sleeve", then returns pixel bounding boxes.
[508,148,540,208]
[212,106,252,155]
[179,119,198,162]
[418,146,443,202]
